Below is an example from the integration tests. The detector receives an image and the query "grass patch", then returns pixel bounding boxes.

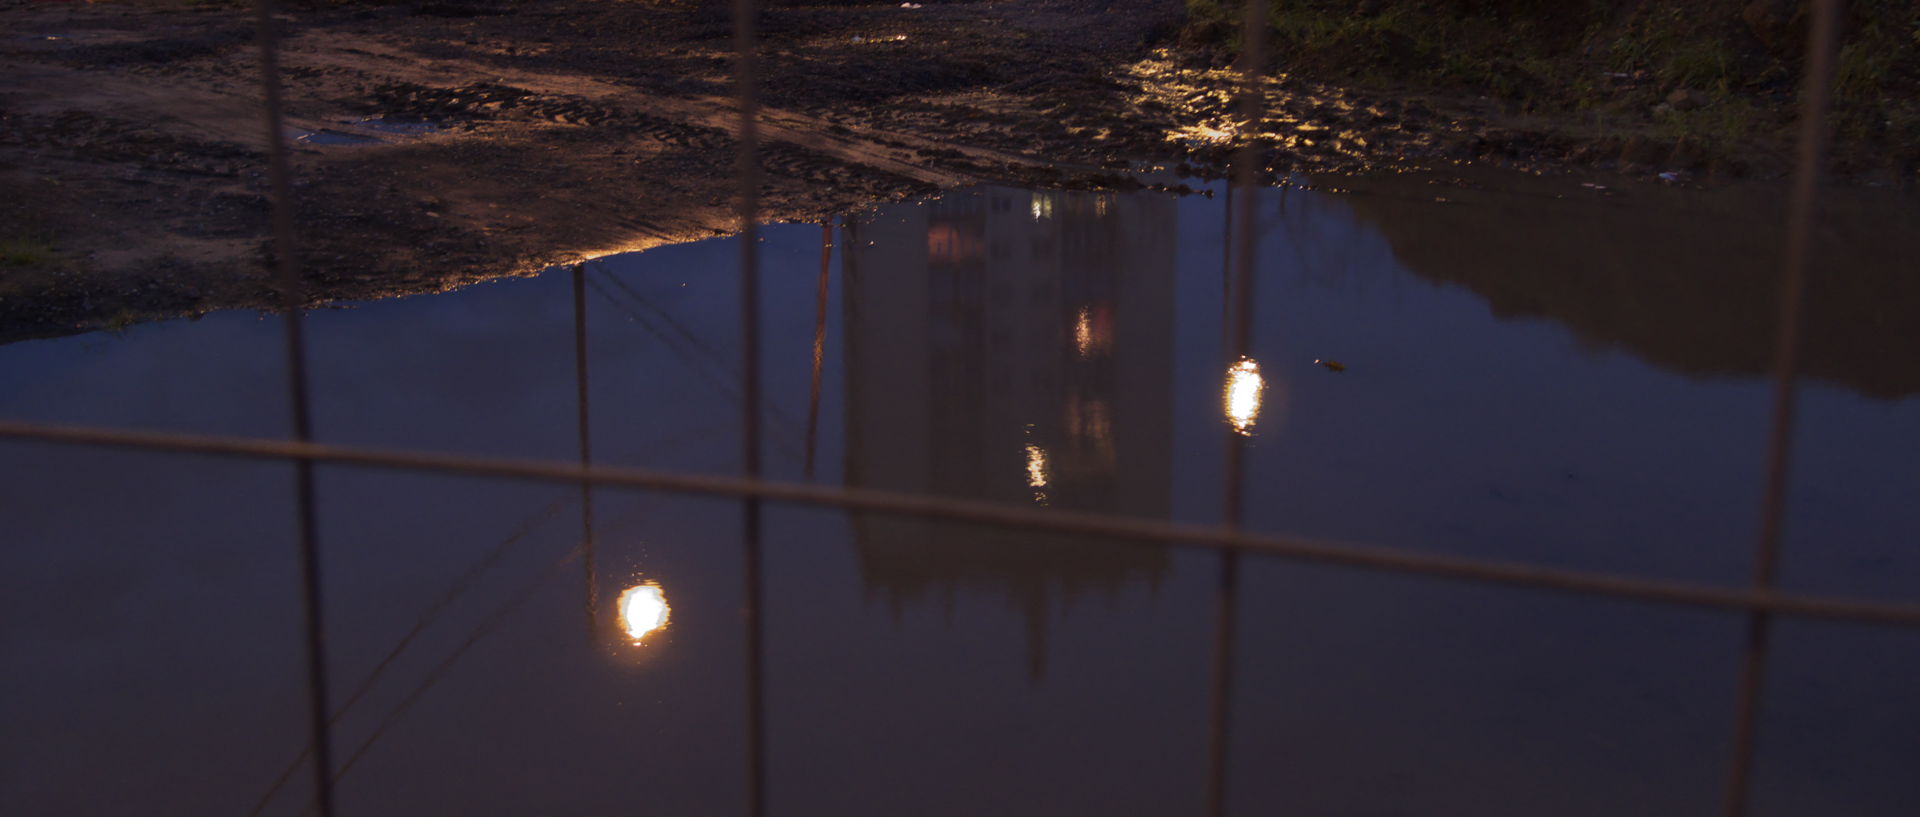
[1183,0,1235,47]
[1652,95,1770,146]
[1602,6,1754,93]
[1837,41,1895,102]
[1189,1,1591,100]
[1178,0,1920,168]
[1662,40,1739,91]
[0,235,61,268]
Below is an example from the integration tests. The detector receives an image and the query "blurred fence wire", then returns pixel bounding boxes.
[0,1,1884,816]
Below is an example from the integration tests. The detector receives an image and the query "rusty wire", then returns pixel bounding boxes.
[9,420,1920,630]
[1,1,1880,816]
[1204,2,1272,814]
[731,0,769,814]
[1719,2,1845,816]
[250,0,336,815]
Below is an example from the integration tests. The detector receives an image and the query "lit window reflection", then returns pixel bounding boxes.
[1024,441,1050,505]
[618,583,671,645]
[1030,195,1053,220]
[1072,303,1112,358]
[1024,443,1049,488]
[1224,358,1264,435]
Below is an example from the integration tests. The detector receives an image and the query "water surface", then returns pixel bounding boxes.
[3,172,1918,817]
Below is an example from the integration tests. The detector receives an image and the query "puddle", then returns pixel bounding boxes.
[287,118,441,146]
[290,128,380,146]
[353,116,443,136]
[3,172,1918,817]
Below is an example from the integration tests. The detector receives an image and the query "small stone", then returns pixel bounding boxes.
[1667,89,1708,111]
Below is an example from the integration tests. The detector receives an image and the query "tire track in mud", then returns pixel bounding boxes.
[0,5,1190,342]
[356,78,960,195]
[288,34,1030,187]
[362,80,730,152]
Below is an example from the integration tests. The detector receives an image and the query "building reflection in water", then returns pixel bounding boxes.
[618,582,671,645]
[843,187,1177,678]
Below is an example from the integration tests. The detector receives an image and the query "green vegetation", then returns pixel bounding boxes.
[1652,96,1767,145]
[104,308,141,335]
[1182,0,1920,171]
[0,234,60,268]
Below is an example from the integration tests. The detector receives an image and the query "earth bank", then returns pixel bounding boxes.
[0,0,1911,341]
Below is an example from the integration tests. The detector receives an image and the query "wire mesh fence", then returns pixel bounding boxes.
[0,1,1903,816]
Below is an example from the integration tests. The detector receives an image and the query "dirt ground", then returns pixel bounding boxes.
[0,0,1860,341]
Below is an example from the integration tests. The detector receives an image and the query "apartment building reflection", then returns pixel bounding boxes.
[843,187,1178,678]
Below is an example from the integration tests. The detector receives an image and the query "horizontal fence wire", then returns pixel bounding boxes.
[7,419,1920,629]
[6,3,1872,815]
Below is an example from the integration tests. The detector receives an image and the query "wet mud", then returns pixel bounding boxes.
[0,0,1905,341]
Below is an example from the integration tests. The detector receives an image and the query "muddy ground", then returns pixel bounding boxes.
[0,0,1885,341]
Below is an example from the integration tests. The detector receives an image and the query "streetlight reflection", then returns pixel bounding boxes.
[618,582,671,645]
[1224,358,1264,435]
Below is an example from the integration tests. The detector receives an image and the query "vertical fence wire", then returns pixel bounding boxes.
[252,1,337,815]
[1203,3,1271,815]
[1719,2,1842,816]
[732,0,769,814]
[208,2,1869,816]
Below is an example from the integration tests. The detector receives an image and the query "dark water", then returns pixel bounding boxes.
[3,173,1918,817]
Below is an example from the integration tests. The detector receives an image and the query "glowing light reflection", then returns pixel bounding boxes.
[1224,358,1264,435]
[618,583,671,645]
[1025,443,1049,488]
[1024,442,1050,505]
[1074,307,1094,358]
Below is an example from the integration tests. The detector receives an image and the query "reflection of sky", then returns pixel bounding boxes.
[0,180,1917,817]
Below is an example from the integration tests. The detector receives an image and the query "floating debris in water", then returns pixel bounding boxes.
[1314,358,1347,372]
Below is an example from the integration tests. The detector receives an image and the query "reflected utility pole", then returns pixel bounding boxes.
[568,264,599,636]
[1205,0,1270,813]
[805,222,832,479]
[1220,179,1233,350]
[573,264,599,637]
